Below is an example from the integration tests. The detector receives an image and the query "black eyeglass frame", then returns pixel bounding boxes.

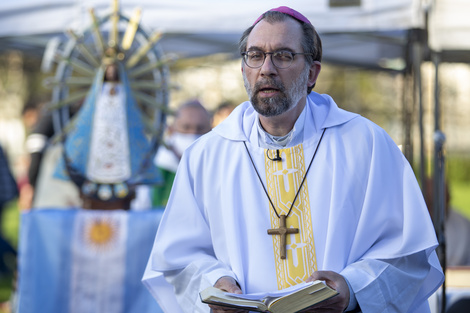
[241,50,313,69]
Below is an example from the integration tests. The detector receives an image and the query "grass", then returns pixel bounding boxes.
[450,181,470,220]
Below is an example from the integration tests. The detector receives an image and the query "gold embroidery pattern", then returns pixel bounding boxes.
[265,144,317,289]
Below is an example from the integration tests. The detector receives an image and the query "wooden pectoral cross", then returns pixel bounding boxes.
[267,214,299,259]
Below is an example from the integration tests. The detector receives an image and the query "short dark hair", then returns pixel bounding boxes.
[175,99,208,118]
[238,10,322,93]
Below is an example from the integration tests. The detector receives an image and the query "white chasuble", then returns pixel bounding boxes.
[265,144,317,289]
[145,94,444,313]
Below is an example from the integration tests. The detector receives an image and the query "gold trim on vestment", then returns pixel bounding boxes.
[265,144,317,289]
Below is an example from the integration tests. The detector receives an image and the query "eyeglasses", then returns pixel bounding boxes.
[241,50,313,69]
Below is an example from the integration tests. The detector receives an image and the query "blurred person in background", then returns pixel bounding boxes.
[212,101,236,128]
[0,144,18,278]
[17,101,41,211]
[24,101,82,210]
[151,99,212,207]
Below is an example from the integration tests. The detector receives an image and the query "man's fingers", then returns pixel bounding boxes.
[306,270,350,312]
[214,276,242,294]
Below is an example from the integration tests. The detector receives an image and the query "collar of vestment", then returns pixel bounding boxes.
[212,92,359,146]
[256,104,307,149]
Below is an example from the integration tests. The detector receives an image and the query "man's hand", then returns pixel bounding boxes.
[300,271,350,312]
[208,276,248,313]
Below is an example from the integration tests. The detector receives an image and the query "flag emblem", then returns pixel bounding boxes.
[87,219,116,248]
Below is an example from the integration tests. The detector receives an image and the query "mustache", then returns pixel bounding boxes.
[253,78,285,94]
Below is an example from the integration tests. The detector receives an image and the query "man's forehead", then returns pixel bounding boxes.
[247,19,303,50]
[176,106,210,124]
[177,106,206,118]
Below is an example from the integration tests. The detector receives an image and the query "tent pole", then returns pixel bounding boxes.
[432,50,446,313]
[412,39,425,187]
[402,68,413,163]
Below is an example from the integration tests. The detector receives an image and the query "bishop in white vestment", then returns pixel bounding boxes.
[144,6,444,312]
[143,92,444,312]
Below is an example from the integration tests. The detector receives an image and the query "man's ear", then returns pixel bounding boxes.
[308,61,322,89]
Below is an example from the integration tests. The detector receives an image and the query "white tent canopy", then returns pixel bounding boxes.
[0,0,425,35]
[0,0,470,70]
[1,0,469,65]
[3,0,467,69]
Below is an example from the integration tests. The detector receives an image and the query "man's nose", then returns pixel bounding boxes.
[259,54,277,76]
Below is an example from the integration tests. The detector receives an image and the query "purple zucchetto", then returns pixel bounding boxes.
[253,6,312,26]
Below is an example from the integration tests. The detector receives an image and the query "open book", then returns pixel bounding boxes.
[199,280,338,313]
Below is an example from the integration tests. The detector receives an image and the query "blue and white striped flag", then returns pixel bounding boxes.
[17,208,165,313]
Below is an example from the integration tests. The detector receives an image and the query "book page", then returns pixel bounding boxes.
[200,281,337,313]
[200,287,268,311]
[226,281,318,301]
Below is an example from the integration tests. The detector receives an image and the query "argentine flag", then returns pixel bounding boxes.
[17,209,165,313]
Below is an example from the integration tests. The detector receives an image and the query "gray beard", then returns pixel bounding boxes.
[243,68,309,117]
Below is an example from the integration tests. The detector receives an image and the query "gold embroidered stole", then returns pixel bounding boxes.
[265,144,317,289]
